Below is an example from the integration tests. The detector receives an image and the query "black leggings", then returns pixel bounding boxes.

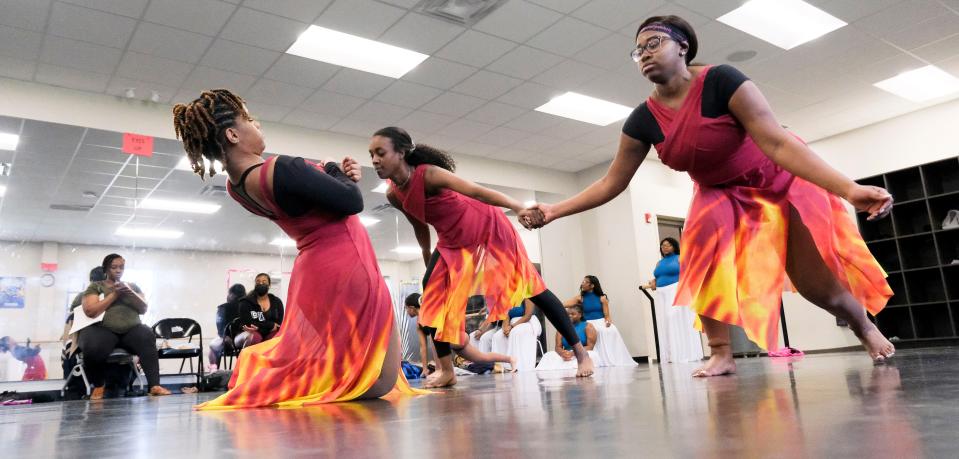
[78,323,160,387]
[421,250,581,358]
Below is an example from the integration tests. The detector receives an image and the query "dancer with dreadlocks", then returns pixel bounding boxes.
[173,90,424,409]
[370,127,594,388]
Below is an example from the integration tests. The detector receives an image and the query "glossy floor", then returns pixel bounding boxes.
[2,348,956,458]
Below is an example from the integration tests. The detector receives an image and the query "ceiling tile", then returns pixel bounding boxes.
[451,70,523,100]
[200,39,281,76]
[885,15,959,51]
[575,72,647,107]
[435,30,517,68]
[527,0,591,14]
[573,33,633,71]
[144,0,237,36]
[620,2,712,37]
[854,0,947,37]
[0,25,44,60]
[59,0,149,18]
[669,0,744,19]
[263,54,339,88]
[511,134,563,152]
[401,57,477,89]
[379,12,465,54]
[571,0,665,31]
[40,36,123,74]
[374,80,443,109]
[329,117,385,138]
[179,66,257,93]
[322,69,394,98]
[532,59,606,89]
[528,17,610,58]
[543,140,596,158]
[482,126,529,147]
[116,51,194,87]
[34,63,111,92]
[539,120,601,142]
[242,0,332,21]
[47,2,136,48]
[395,110,456,136]
[506,111,562,133]
[313,0,405,39]
[301,90,367,116]
[436,119,496,141]
[807,0,901,23]
[220,7,309,52]
[487,46,565,80]
[245,79,315,107]
[495,82,563,109]
[420,92,486,117]
[127,22,213,64]
[473,0,563,42]
[376,0,418,7]
[347,100,412,125]
[0,0,50,32]
[913,34,959,64]
[106,77,178,103]
[464,101,527,126]
[0,55,36,80]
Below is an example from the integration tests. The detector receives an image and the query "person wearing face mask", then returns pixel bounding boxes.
[236,274,285,349]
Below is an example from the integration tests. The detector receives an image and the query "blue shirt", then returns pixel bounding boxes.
[653,254,680,287]
[582,291,604,321]
[561,321,588,350]
[507,304,525,319]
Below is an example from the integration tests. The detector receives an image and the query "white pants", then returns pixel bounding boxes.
[492,316,542,372]
[586,319,638,367]
[536,350,600,371]
[468,328,497,353]
[654,283,705,363]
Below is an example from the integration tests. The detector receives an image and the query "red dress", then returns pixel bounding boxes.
[390,165,545,346]
[196,156,422,410]
[644,66,891,350]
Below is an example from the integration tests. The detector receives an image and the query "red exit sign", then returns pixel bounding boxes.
[122,133,154,157]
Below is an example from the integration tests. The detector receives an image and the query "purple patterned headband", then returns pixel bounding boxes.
[639,23,688,43]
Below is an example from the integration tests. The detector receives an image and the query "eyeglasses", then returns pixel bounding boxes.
[630,35,671,62]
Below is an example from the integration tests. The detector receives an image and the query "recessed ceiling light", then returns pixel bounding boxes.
[0,185,6,197]
[717,0,846,50]
[391,245,422,254]
[270,237,297,248]
[360,216,380,227]
[873,65,959,102]
[372,182,389,193]
[177,156,223,173]
[0,133,19,151]
[140,198,221,214]
[535,92,633,126]
[286,26,429,78]
[115,226,183,239]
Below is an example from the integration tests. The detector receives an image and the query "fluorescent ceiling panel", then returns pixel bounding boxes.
[287,26,429,78]
[873,65,959,102]
[535,92,632,126]
[140,198,221,214]
[717,0,846,50]
[0,133,19,151]
[115,226,183,239]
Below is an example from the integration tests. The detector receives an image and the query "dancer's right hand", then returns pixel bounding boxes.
[519,203,554,229]
[471,330,482,341]
[341,156,361,182]
[846,184,893,220]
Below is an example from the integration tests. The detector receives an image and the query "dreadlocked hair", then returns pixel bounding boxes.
[172,89,249,179]
[373,126,456,172]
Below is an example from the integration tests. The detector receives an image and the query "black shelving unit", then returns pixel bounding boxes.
[856,157,959,342]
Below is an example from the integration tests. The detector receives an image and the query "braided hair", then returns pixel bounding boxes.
[373,126,456,172]
[172,89,250,179]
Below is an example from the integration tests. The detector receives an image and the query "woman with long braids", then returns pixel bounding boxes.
[522,15,895,377]
[370,126,594,388]
[173,89,423,409]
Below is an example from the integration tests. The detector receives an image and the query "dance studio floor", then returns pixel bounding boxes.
[3,347,957,458]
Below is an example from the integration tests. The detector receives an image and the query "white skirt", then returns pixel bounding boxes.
[492,316,542,372]
[468,328,497,353]
[535,350,600,371]
[654,283,705,363]
[586,319,638,367]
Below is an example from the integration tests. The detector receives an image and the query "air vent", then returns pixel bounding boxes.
[199,185,227,197]
[50,204,94,212]
[419,0,507,26]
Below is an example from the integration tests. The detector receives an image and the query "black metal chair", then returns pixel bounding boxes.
[152,318,204,389]
[219,317,243,370]
[61,349,145,398]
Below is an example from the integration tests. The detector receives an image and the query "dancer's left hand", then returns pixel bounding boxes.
[846,184,893,220]
[341,156,361,182]
[605,318,612,328]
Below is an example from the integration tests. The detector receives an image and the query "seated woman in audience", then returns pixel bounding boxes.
[491,299,541,371]
[565,276,637,367]
[236,274,284,348]
[536,305,599,371]
[208,283,246,371]
[78,253,170,399]
[469,321,498,354]
[645,237,704,363]
[404,292,515,375]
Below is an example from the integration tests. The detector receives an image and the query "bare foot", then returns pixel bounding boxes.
[423,370,457,388]
[857,324,895,363]
[507,356,518,373]
[692,349,736,378]
[576,353,594,377]
[149,385,172,396]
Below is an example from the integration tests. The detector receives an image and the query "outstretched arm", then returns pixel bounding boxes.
[423,165,525,213]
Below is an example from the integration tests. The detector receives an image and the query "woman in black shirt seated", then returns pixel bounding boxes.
[236,273,285,348]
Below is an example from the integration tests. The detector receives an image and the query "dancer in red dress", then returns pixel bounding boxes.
[522,16,895,377]
[173,90,423,408]
[371,127,594,387]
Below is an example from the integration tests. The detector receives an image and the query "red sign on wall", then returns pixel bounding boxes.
[122,133,154,157]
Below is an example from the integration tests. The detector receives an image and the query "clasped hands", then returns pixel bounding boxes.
[318,156,362,182]
[517,203,553,230]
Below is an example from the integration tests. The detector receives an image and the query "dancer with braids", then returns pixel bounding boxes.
[172,89,423,409]
[522,15,895,377]
[370,126,594,388]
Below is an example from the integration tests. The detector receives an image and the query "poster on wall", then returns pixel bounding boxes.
[0,277,26,309]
